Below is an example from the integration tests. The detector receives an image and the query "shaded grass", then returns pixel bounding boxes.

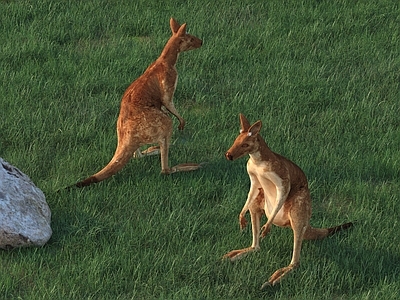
[1,0,400,299]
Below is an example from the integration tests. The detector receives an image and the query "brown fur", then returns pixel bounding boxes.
[223,114,353,288]
[69,18,202,188]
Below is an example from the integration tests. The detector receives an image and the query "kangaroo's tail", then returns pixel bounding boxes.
[304,222,354,240]
[66,143,137,189]
[327,222,354,236]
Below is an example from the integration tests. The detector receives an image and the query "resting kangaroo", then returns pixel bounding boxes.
[70,18,202,188]
[223,114,353,288]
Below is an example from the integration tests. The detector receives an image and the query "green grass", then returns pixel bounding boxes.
[1,0,399,299]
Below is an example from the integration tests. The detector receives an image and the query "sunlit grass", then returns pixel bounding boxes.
[1,0,399,299]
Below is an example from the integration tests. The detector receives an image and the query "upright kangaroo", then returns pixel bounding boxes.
[70,18,202,188]
[223,114,353,288]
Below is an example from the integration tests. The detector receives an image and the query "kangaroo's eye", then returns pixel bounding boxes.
[242,143,249,148]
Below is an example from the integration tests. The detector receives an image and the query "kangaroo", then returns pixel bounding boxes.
[223,114,353,289]
[69,18,202,188]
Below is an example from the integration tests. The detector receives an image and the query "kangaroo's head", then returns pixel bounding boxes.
[225,114,262,161]
[170,18,202,52]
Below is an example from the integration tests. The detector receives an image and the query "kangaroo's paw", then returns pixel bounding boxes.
[260,223,272,238]
[260,263,298,289]
[133,146,160,158]
[222,247,257,262]
[239,214,248,230]
[178,119,186,130]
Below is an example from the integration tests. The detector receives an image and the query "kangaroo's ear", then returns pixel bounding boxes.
[248,121,262,136]
[239,113,251,132]
[170,18,181,34]
[176,23,187,36]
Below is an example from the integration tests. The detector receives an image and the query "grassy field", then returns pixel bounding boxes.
[1,0,399,299]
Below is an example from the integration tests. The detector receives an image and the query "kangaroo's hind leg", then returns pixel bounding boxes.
[262,189,311,288]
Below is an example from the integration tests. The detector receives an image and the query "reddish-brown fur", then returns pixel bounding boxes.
[69,19,202,188]
[223,114,353,288]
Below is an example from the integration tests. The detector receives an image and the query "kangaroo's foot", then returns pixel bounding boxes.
[133,146,161,158]
[222,246,259,262]
[161,163,205,175]
[168,162,204,173]
[260,263,299,289]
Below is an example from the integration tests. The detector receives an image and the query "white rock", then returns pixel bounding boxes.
[0,158,52,249]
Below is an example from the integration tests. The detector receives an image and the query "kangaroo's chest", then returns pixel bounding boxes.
[248,160,290,226]
[161,74,178,94]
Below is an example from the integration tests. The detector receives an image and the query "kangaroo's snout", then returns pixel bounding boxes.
[225,152,233,161]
